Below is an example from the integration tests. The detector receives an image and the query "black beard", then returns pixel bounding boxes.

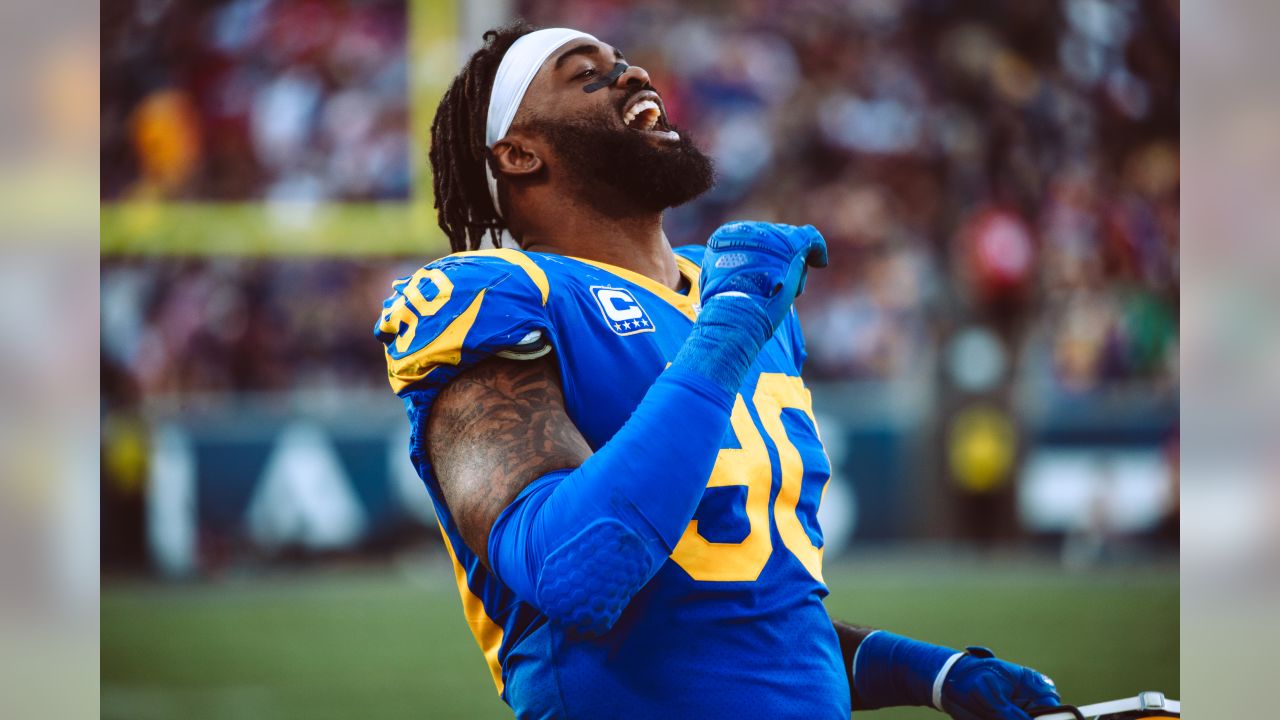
[529,115,715,216]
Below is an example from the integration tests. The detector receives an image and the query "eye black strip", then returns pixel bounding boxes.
[584,63,628,93]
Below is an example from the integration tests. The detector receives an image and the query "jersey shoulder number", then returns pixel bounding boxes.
[374,249,552,395]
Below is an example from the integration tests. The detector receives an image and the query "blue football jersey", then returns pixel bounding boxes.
[375,246,847,719]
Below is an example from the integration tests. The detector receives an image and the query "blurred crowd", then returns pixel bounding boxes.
[100,0,1179,399]
[101,0,410,202]
[518,0,1179,389]
[101,258,413,402]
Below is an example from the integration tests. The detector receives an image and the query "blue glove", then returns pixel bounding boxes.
[940,647,1062,720]
[699,221,829,331]
[852,632,1060,720]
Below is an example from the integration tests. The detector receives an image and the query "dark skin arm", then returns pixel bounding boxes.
[833,619,878,708]
[426,353,592,567]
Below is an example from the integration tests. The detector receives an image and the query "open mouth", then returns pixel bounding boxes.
[621,93,680,141]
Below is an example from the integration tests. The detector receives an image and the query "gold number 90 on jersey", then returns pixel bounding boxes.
[670,373,829,584]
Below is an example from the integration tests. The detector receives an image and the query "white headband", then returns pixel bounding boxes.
[484,27,597,217]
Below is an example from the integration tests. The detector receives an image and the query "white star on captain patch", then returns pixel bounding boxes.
[613,322,623,331]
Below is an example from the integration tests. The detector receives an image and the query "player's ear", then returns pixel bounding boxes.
[490,136,543,178]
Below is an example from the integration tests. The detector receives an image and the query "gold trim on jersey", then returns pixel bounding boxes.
[438,526,506,696]
[455,248,551,305]
[565,253,702,321]
[385,289,486,394]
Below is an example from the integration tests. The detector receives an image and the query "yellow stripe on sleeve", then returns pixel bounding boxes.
[454,248,550,305]
[385,289,486,393]
[438,526,506,696]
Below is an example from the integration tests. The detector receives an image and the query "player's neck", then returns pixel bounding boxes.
[519,212,681,291]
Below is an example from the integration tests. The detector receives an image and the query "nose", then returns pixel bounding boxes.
[616,63,651,89]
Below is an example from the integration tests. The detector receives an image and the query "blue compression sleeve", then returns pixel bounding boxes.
[852,630,960,710]
[487,294,772,635]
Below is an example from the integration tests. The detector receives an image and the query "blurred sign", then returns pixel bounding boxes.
[146,415,435,578]
[1019,447,1174,533]
[140,384,1176,575]
[245,423,369,551]
[144,403,877,576]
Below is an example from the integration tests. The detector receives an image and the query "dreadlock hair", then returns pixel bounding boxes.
[430,21,538,252]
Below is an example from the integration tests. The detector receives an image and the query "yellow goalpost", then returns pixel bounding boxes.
[100,0,457,258]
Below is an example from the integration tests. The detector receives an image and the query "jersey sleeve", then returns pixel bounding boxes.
[373,251,552,398]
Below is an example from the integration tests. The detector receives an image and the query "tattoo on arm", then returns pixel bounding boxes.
[832,619,878,709]
[426,353,593,567]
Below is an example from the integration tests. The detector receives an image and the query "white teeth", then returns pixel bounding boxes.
[623,99,661,128]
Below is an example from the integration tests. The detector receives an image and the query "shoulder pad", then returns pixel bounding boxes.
[374,249,551,395]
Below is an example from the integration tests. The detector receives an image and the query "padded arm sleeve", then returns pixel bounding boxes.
[487,293,772,635]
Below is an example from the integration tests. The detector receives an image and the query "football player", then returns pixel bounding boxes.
[375,22,1061,719]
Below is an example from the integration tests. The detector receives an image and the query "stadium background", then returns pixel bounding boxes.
[100,0,1179,717]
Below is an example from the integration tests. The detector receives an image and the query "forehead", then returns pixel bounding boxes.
[523,38,623,94]
[543,38,623,71]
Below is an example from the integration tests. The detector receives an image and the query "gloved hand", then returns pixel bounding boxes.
[940,647,1062,720]
[699,221,828,331]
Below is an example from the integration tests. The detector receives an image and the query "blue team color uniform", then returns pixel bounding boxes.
[375,246,848,719]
